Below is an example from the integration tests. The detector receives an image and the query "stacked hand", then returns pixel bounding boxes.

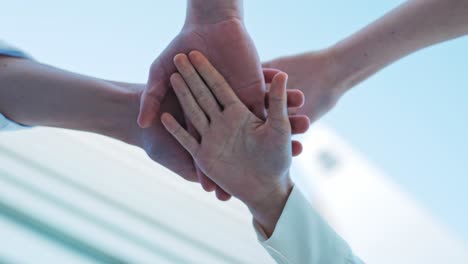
[161,51,302,236]
[138,13,265,200]
[263,50,346,123]
[3,0,464,261]
[136,69,309,199]
[137,6,310,200]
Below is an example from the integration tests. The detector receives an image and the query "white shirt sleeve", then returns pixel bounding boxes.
[0,114,29,131]
[0,40,32,59]
[253,186,364,264]
[0,40,32,131]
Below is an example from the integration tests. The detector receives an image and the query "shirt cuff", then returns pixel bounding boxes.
[0,114,30,131]
[253,185,362,264]
[0,40,33,60]
[0,41,33,131]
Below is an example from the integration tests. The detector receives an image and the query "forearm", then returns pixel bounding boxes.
[0,57,141,145]
[186,0,243,24]
[330,0,468,92]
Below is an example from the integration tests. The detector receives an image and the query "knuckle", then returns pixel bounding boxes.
[193,114,207,126]
[200,95,215,108]
[171,124,183,135]
[194,89,209,100]
[178,89,192,99]
[186,70,200,81]
[269,95,284,103]
[211,78,227,91]
[222,100,239,109]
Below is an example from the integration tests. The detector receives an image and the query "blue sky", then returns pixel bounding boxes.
[2,0,467,239]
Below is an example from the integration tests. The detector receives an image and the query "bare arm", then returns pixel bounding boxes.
[0,56,307,185]
[264,0,468,121]
[0,56,208,183]
[0,56,140,144]
[332,0,468,91]
[186,0,243,24]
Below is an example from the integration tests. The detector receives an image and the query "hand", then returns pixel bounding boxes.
[137,88,200,183]
[263,50,348,123]
[138,13,266,199]
[139,10,307,198]
[127,79,309,199]
[139,19,265,126]
[161,51,305,235]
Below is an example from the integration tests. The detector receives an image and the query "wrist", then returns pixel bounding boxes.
[315,45,356,98]
[185,0,243,24]
[0,57,143,144]
[328,33,389,94]
[247,176,294,237]
[96,82,143,147]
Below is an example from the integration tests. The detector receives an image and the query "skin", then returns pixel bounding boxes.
[139,0,268,198]
[263,0,468,122]
[0,56,308,196]
[162,51,295,237]
[6,0,465,242]
[0,0,310,202]
[239,0,468,238]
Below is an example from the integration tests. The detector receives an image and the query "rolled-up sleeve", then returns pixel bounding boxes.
[253,186,364,264]
[0,40,32,131]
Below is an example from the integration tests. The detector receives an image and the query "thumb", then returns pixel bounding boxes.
[137,68,168,128]
[267,72,289,124]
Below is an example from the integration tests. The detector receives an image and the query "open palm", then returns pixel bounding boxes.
[162,52,294,205]
[138,18,265,199]
[130,77,307,192]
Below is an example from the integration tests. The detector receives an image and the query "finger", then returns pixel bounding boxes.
[289,115,310,135]
[188,51,240,108]
[181,166,199,183]
[265,89,304,109]
[263,68,281,83]
[251,99,267,121]
[267,72,289,123]
[161,113,199,155]
[170,73,209,134]
[292,140,303,156]
[215,187,232,201]
[198,168,217,192]
[288,107,300,115]
[138,80,166,128]
[174,54,220,117]
[185,119,218,192]
[286,89,305,108]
